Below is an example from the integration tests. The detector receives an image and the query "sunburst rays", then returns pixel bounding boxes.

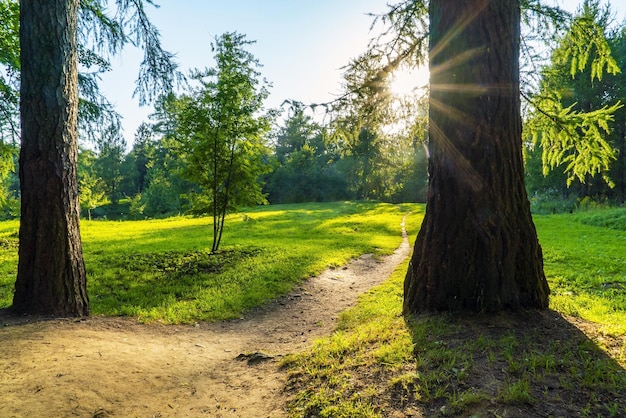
[426,0,519,194]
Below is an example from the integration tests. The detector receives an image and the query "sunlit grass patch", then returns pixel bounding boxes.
[283,210,626,417]
[0,202,421,323]
[534,211,626,336]
[0,220,19,308]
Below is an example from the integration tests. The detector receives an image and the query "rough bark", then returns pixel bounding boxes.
[404,0,549,313]
[13,0,89,316]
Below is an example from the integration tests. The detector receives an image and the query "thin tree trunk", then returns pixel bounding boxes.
[404,0,549,313]
[618,120,625,205]
[211,118,223,253]
[214,134,237,252]
[13,0,89,316]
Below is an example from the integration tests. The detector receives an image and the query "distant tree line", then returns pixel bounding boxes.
[52,96,429,221]
[1,1,625,223]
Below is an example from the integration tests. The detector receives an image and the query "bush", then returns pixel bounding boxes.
[0,197,20,220]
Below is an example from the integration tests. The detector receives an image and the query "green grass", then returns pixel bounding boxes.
[0,201,421,323]
[2,202,625,415]
[534,210,626,336]
[283,208,626,417]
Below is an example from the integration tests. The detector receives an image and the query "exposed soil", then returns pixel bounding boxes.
[0,222,411,417]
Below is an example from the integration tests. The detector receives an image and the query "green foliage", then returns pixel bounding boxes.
[0,0,179,142]
[119,123,156,196]
[77,0,180,106]
[265,110,351,203]
[527,93,621,187]
[0,201,419,323]
[528,190,577,215]
[140,168,181,217]
[0,1,19,198]
[525,0,624,189]
[297,0,430,205]
[76,121,194,220]
[552,0,620,81]
[0,0,19,68]
[171,32,273,252]
[78,148,106,220]
[93,124,127,204]
[0,0,19,141]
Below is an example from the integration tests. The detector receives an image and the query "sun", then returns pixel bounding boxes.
[390,65,429,97]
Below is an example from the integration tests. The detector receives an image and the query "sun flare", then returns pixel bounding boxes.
[390,66,429,97]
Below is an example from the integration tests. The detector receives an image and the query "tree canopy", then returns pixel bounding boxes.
[526,0,623,189]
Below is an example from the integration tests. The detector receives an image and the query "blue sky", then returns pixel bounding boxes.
[100,0,391,143]
[99,0,626,146]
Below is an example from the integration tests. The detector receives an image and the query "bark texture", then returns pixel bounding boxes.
[404,0,550,313]
[13,0,89,316]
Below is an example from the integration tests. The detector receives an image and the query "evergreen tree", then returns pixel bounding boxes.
[525,0,622,192]
[404,0,549,312]
[13,0,177,317]
[94,124,126,205]
[266,109,349,203]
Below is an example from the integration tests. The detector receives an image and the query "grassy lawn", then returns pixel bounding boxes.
[537,210,626,336]
[1,202,624,416]
[0,201,420,323]
[284,208,626,417]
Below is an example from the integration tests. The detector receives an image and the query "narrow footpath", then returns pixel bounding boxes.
[0,220,411,417]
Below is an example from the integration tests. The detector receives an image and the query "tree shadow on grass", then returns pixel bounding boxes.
[398,309,626,417]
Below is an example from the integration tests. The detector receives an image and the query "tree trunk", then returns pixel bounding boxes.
[13,0,89,316]
[404,0,549,313]
[618,120,625,205]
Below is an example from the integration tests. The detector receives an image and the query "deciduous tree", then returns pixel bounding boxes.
[173,32,273,252]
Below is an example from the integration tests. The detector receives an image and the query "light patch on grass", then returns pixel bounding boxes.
[534,212,626,336]
[0,202,422,323]
[284,208,626,417]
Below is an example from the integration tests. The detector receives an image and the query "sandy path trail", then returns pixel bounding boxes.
[0,221,410,418]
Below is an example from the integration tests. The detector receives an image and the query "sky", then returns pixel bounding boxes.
[99,0,626,147]
[99,0,395,144]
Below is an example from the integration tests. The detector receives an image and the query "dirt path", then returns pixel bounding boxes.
[0,220,411,418]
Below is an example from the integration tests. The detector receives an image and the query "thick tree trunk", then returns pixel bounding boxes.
[404,0,549,313]
[13,0,89,316]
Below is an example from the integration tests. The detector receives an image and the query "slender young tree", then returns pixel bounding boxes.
[173,33,273,253]
[404,0,550,312]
